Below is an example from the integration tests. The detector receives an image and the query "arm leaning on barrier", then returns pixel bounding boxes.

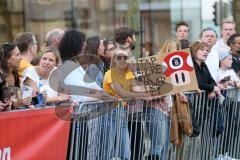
[13,97,34,109]
[217,83,228,90]
[177,93,188,103]
[81,89,116,102]
[111,81,149,99]
[213,86,222,97]
[234,81,240,88]
[208,91,217,99]
[46,93,71,103]
[204,87,221,99]
[102,90,117,100]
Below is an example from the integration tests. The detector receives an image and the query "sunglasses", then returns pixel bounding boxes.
[116,55,128,61]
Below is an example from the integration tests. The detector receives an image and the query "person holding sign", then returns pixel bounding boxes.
[114,26,145,160]
[103,46,148,160]
[157,39,191,160]
[104,47,147,99]
[104,46,170,160]
[157,39,189,105]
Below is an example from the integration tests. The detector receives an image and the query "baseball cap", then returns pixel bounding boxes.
[219,51,231,61]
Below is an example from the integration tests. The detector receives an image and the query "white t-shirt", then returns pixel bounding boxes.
[22,66,58,98]
[216,68,240,101]
[216,68,239,82]
[213,38,231,54]
[64,66,101,103]
[205,48,219,81]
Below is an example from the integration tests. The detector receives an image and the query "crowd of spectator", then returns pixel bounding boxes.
[0,20,240,160]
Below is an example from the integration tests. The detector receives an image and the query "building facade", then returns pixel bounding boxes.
[0,0,233,56]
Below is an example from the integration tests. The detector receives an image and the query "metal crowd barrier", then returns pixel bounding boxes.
[68,88,240,160]
[170,87,240,160]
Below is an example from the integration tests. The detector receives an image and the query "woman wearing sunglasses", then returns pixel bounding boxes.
[103,47,148,160]
[104,46,148,99]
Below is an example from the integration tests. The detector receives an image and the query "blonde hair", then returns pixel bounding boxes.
[222,20,236,27]
[110,46,130,70]
[157,39,181,55]
[40,46,61,66]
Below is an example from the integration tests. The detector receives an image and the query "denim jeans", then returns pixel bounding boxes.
[86,106,130,160]
[143,107,170,160]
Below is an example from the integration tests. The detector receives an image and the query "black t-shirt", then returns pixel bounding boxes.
[193,58,216,92]
[232,54,240,75]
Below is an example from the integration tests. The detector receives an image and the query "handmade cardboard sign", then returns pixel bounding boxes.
[137,49,199,96]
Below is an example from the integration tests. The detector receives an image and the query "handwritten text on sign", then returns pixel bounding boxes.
[138,56,172,96]
[138,50,198,96]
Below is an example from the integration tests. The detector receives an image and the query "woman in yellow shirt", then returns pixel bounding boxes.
[104,49,147,98]
[104,44,173,160]
[103,46,149,160]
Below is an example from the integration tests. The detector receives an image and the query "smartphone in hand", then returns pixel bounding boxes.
[22,86,33,98]
[219,76,231,84]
